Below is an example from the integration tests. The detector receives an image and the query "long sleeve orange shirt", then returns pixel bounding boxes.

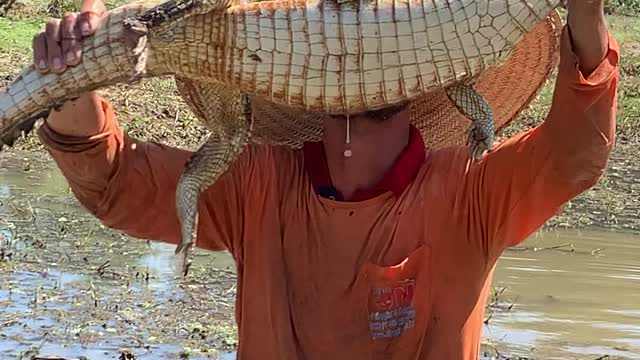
[38,26,619,360]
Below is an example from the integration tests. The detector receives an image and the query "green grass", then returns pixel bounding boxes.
[605,0,640,17]
[498,13,640,140]
[0,17,44,54]
[606,15,640,137]
[0,0,145,53]
[608,14,640,42]
[596,15,640,137]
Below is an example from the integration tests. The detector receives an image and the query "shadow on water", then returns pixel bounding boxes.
[1,153,639,359]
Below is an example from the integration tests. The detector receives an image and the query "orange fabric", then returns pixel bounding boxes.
[38,26,619,360]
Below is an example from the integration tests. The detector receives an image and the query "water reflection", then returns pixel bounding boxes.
[135,241,236,290]
[1,155,239,358]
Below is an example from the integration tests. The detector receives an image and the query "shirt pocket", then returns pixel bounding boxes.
[356,244,432,359]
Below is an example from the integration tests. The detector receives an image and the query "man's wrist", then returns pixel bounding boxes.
[45,91,107,138]
[568,0,604,15]
[566,0,608,77]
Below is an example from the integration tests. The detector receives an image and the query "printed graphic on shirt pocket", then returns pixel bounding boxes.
[361,244,432,357]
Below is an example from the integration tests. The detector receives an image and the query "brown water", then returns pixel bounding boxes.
[482,230,640,359]
[0,154,239,359]
[1,153,639,359]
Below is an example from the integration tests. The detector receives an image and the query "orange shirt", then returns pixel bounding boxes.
[38,27,619,360]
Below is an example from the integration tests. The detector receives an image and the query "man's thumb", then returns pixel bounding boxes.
[78,0,107,36]
[81,0,106,14]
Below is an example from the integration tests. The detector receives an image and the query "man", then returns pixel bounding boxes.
[32,0,618,358]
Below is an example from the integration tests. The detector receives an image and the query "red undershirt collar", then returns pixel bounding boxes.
[303,125,426,202]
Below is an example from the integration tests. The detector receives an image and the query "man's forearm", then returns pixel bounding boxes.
[476,16,619,256]
[39,97,188,243]
[567,0,608,76]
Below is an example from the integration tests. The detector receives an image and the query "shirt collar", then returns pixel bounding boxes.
[302,125,426,201]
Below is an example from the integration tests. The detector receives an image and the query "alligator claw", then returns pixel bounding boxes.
[445,83,495,162]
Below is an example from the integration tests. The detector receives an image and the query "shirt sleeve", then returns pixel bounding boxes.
[38,96,254,255]
[463,25,619,259]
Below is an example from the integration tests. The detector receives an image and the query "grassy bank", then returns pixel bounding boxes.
[1,5,640,232]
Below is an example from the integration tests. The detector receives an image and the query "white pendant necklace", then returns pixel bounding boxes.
[344,114,352,158]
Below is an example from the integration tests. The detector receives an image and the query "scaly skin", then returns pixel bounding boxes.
[144,0,563,114]
[0,0,562,275]
[445,82,495,158]
[174,77,329,275]
[1,0,564,144]
[173,79,252,276]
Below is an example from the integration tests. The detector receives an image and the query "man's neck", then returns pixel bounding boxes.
[322,110,411,200]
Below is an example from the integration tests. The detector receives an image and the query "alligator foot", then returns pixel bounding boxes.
[445,83,495,161]
[174,79,251,277]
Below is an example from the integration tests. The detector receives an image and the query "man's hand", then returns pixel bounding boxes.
[33,0,109,137]
[32,0,106,74]
[566,0,609,76]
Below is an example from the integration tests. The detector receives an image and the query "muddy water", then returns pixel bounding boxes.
[482,230,640,359]
[1,153,640,359]
[0,154,239,359]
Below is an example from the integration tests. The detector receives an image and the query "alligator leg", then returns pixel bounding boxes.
[445,83,495,161]
[174,78,251,277]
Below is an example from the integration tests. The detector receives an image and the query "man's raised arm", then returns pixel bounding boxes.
[463,0,619,258]
[33,0,251,254]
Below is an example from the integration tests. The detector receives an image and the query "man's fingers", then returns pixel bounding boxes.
[61,12,82,66]
[77,0,106,36]
[45,18,64,73]
[30,0,106,75]
[32,32,48,72]
[75,11,104,36]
